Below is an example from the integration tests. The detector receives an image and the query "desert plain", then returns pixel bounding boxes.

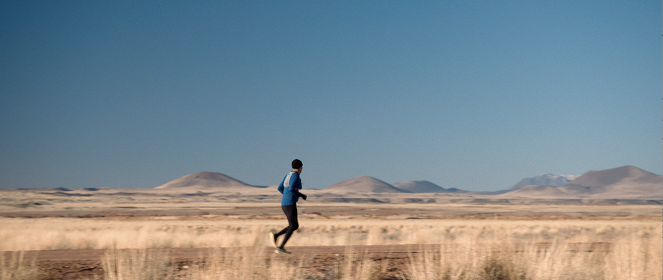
[0,184,661,280]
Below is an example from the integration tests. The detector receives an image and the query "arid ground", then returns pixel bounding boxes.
[0,188,660,279]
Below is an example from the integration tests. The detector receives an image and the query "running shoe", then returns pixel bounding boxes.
[274,248,291,255]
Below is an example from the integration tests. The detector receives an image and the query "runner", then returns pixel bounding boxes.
[270,159,307,254]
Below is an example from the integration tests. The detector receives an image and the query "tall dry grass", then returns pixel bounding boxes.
[0,252,38,280]
[407,236,662,280]
[0,217,660,279]
[1,238,659,279]
[178,247,309,280]
[103,249,173,280]
[101,247,384,280]
[99,236,661,280]
[0,218,657,250]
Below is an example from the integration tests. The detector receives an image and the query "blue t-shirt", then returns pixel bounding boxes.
[278,171,302,206]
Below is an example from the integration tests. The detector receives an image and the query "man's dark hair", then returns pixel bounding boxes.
[292,159,303,169]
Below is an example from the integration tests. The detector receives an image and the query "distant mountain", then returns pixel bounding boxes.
[155,172,255,190]
[392,181,467,193]
[503,166,662,199]
[324,176,410,193]
[509,173,579,190]
[564,165,661,198]
[393,181,445,193]
[504,185,588,198]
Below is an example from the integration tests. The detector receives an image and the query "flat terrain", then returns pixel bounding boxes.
[0,188,660,279]
[6,243,617,280]
[4,245,433,279]
[0,188,659,219]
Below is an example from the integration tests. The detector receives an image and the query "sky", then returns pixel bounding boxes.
[1,1,661,191]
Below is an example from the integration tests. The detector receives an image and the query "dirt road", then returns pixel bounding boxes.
[7,245,419,279]
[4,243,612,280]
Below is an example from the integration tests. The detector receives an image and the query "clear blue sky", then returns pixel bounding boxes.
[1,1,660,191]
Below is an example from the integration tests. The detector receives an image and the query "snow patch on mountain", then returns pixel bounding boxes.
[509,173,580,190]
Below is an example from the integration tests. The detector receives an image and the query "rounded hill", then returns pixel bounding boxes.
[564,165,662,198]
[565,165,660,189]
[323,176,409,193]
[155,172,253,190]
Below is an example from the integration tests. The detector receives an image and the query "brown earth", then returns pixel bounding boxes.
[5,243,613,280]
[0,188,652,279]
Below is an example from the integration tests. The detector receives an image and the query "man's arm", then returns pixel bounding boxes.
[293,188,306,200]
[277,180,284,194]
[292,177,306,200]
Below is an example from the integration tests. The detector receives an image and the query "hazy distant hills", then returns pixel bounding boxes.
[155,172,259,190]
[503,166,662,199]
[153,165,661,199]
[392,180,467,193]
[509,173,580,190]
[323,176,409,193]
[565,165,661,198]
[392,180,443,193]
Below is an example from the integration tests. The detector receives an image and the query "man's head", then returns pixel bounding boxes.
[292,159,303,173]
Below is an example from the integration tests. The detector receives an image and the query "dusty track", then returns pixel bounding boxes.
[7,245,418,280]
[4,243,612,280]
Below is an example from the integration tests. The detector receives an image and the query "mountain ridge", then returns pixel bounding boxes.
[502,165,661,199]
[152,165,661,199]
[392,180,469,193]
[509,173,580,190]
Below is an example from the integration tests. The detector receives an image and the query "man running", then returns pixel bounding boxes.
[270,159,307,254]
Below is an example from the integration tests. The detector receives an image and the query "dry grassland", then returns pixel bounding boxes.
[0,218,658,251]
[1,217,661,279]
[0,189,660,279]
[3,236,659,279]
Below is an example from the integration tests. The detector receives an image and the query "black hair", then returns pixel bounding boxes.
[291,159,303,169]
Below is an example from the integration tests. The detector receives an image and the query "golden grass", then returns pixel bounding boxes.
[178,247,308,280]
[0,218,658,250]
[103,249,173,280]
[407,236,662,280]
[99,236,662,280]
[0,252,38,280]
[0,217,660,279]
[100,247,384,280]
